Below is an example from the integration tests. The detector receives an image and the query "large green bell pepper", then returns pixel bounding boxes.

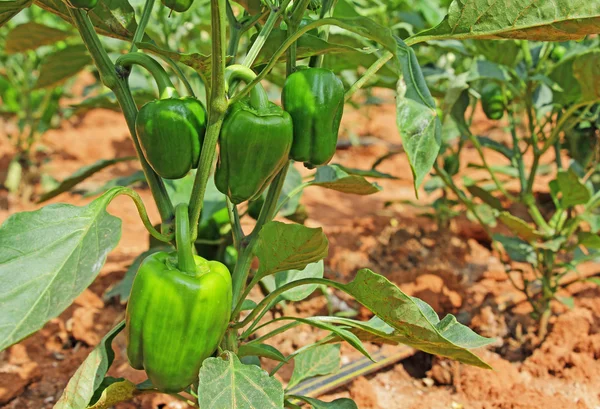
[136,96,207,179]
[216,65,293,204]
[282,67,345,168]
[118,53,207,180]
[126,204,232,393]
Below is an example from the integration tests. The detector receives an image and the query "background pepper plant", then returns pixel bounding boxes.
[1,0,599,408]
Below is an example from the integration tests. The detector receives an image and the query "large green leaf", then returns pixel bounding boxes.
[557,168,591,208]
[0,189,122,351]
[35,0,138,41]
[5,22,72,54]
[409,0,600,43]
[550,51,600,105]
[198,351,284,409]
[288,345,340,389]
[395,38,441,191]
[34,44,92,89]
[255,222,329,280]
[54,322,125,409]
[330,269,493,368]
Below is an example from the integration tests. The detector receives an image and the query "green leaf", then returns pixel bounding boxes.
[87,377,137,409]
[255,222,329,280]
[410,0,600,43]
[35,0,138,41]
[395,38,441,191]
[279,165,304,217]
[497,212,544,241]
[288,345,340,389]
[0,189,122,351]
[335,269,493,368]
[103,247,171,303]
[197,351,284,409]
[476,136,513,159]
[578,232,600,249]
[311,165,381,195]
[274,261,324,302]
[0,0,33,28]
[241,299,258,311]
[573,50,600,103]
[465,184,503,210]
[37,157,136,203]
[35,44,92,89]
[557,169,591,208]
[332,164,397,180]
[290,396,358,409]
[238,344,286,362]
[5,22,71,54]
[493,234,537,265]
[54,322,125,409]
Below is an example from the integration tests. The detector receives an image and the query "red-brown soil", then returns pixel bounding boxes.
[1,88,599,409]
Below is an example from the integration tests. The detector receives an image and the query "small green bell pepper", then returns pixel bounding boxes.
[282,67,345,168]
[216,65,293,204]
[161,0,194,12]
[481,83,505,120]
[126,204,232,393]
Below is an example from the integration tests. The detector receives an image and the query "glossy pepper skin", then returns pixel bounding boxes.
[136,97,207,179]
[64,0,97,9]
[161,0,194,12]
[282,68,344,168]
[481,83,505,120]
[126,205,232,393]
[216,65,293,204]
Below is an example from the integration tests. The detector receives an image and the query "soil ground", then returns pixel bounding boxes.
[1,88,599,409]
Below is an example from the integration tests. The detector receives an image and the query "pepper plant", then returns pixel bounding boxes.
[1,0,599,408]
[426,36,600,336]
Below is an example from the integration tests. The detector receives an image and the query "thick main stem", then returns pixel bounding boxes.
[189,0,229,240]
[68,9,174,225]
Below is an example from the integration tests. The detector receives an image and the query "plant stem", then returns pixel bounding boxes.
[175,203,197,274]
[116,188,174,243]
[345,51,393,102]
[116,52,178,99]
[309,0,337,68]
[188,0,229,240]
[226,0,242,61]
[68,8,174,226]
[130,0,156,53]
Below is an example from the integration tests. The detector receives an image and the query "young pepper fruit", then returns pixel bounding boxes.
[480,83,505,120]
[125,204,232,393]
[121,53,207,180]
[216,65,293,204]
[282,67,345,168]
[161,0,194,13]
[64,0,98,9]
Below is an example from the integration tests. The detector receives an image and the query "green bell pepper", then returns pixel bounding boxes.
[162,0,194,13]
[216,65,293,204]
[282,67,345,168]
[126,204,232,393]
[64,0,98,9]
[119,53,208,180]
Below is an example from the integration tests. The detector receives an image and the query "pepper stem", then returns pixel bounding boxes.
[116,52,179,99]
[224,64,269,110]
[175,203,197,274]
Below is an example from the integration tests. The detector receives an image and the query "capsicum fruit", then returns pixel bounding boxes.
[126,204,232,393]
[136,96,207,179]
[161,0,194,13]
[215,65,293,204]
[120,53,207,180]
[481,83,505,120]
[64,0,97,9]
[282,67,344,168]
